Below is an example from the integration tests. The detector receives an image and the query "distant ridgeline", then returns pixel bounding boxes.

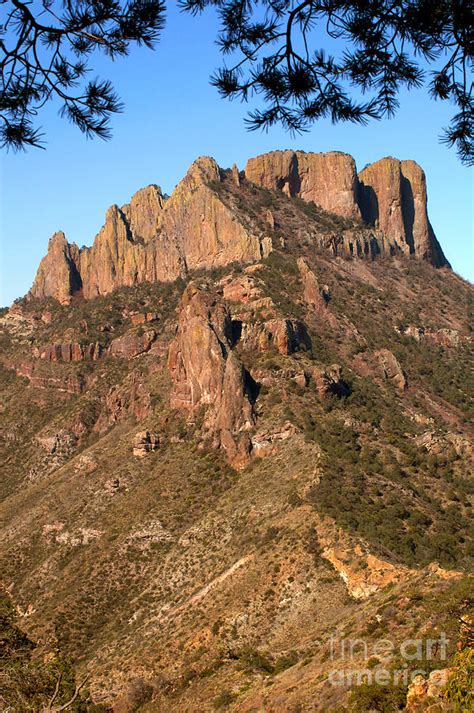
[29,151,449,304]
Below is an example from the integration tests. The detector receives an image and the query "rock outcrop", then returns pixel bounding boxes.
[29,152,449,304]
[94,373,152,431]
[396,324,465,347]
[358,157,449,267]
[405,670,450,712]
[245,150,361,219]
[108,331,156,359]
[168,284,256,467]
[132,431,160,457]
[297,257,331,315]
[34,342,103,362]
[30,231,82,304]
[375,348,407,391]
[122,185,164,243]
[238,319,311,355]
[312,364,351,398]
[15,361,85,393]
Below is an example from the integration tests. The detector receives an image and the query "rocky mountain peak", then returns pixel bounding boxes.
[30,230,82,305]
[358,156,449,267]
[122,184,164,244]
[28,149,449,305]
[245,149,360,219]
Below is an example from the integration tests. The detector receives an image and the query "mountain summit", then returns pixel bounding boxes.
[29,151,449,305]
[1,149,471,712]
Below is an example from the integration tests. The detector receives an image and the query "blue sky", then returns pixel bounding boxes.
[1,5,472,306]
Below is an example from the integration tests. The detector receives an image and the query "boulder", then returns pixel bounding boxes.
[108,331,156,359]
[375,349,407,391]
[406,669,450,712]
[133,431,160,458]
[252,421,299,457]
[426,328,462,348]
[130,312,159,327]
[238,318,311,355]
[312,364,351,398]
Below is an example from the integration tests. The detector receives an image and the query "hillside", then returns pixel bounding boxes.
[0,150,472,712]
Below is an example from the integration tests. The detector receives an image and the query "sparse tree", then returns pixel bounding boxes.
[42,672,90,712]
[1,0,472,163]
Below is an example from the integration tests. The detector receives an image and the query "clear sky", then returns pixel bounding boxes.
[1,5,473,306]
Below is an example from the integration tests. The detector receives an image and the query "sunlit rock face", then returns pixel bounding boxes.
[245,150,361,219]
[168,283,255,468]
[29,150,449,304]
[358,157,449,267]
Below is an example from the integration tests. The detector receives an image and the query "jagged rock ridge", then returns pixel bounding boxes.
[29,151,449,304]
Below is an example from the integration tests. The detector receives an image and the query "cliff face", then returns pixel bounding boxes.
[30,231,82,304]
[358,157,449,267]
[246,151,448,267]
[31,157,272,303]
[28,150,449,303]
[245,150,361,219]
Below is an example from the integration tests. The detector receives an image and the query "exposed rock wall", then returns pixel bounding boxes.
[168,284,255,467]
[358,157,449,267]
[245,150,361,219]
[29,152,449,304]
[247,151,448,266]
[34,342,103,362]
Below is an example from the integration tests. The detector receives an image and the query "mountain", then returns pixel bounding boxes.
[29,151,449,306]
[0,151,472,712]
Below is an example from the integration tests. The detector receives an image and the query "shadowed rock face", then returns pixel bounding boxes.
[29,151,449,304]
[358,157,449,267]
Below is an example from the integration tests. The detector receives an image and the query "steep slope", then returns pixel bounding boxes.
[0,151,472,712]
[29,151,448,304]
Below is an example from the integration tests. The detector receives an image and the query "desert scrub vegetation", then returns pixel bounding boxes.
[0,592,105,711]
[296,388,473,567]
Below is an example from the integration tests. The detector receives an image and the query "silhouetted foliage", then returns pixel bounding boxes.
[180,0,473,165]
[1,0,472,160]
[0,0,165,149]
